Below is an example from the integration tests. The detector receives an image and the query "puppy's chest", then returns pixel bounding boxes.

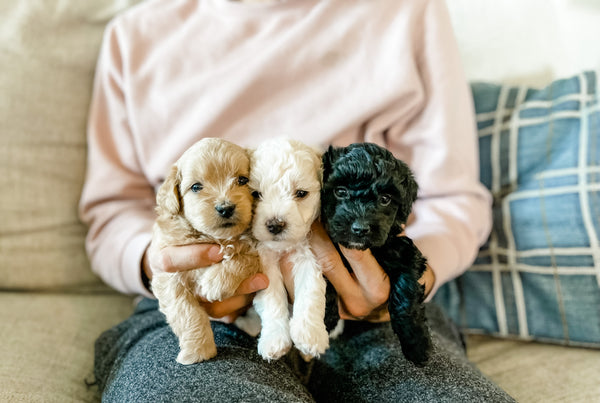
[181,240,261,299]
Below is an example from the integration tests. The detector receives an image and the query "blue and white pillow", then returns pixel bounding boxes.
[435,71,600,347]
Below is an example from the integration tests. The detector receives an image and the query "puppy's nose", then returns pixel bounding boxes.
[266,218,286,235]
[351,221,371,236]
[215,203,236,218]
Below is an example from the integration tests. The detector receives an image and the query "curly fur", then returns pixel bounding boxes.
[249,138,329,361]
[151,138,261,365]
[321,142,432,366]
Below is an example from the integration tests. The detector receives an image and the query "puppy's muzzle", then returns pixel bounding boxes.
[351,221,371,236]
[266,218,286,235]
[215,203,236,219]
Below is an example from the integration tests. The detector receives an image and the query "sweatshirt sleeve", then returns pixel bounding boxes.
[386,0,492,300]
[79,21,155,297]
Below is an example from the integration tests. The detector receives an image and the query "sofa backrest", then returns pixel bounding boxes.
[0,1,142,291]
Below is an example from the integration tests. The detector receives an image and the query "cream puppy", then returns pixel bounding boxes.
[151,138,261,365]
[250,138,329,361]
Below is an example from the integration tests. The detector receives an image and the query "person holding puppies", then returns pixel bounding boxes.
[79,0,515,401]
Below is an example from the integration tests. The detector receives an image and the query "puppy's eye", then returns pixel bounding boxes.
[379,194,392,206]
[334,186,348,199]
[295,190,309,199]
[252,191,262,199]
[191,183,203,193]
[237,176,249,186]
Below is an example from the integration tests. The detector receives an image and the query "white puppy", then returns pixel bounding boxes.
[151,138,261,365]
[250,138,329,361]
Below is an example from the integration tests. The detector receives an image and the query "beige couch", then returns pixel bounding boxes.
[1,2,598,402]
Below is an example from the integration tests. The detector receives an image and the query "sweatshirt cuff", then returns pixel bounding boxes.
[411,233,460,302]
[122,232,154,298]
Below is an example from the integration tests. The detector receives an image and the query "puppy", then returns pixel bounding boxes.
[250,138,329,361]
[151,138,261,365]
[321,142,432,366]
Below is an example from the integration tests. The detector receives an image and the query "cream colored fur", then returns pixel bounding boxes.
[151,138,261,365]
[250,138,329,361]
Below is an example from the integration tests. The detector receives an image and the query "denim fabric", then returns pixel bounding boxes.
[95,299,514,402]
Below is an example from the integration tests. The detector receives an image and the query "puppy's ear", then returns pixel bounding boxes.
[156,165,182,216]
[309,146,324,185]
[322,145,343,183]
[393,159,418,224]
[245,147,254,161]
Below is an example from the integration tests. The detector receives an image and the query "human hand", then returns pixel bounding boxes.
[418,262,436,300]
[281,222,435,322]
[143,242,269,323]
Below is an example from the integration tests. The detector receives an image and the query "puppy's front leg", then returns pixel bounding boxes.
[376,236,432,366]
[289,242,329,359]
[196,260,250,303]
[152,273,217,364]
[388,271,431,366]
[253,247,292,361]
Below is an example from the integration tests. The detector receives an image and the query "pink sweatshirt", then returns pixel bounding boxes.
[80,0,492,298]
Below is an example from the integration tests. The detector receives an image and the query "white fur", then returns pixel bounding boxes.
[250,138,329,360]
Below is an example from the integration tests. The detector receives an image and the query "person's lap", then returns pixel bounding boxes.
[95,299,514,402]
[309,307,512,402]
[95,299,313,402]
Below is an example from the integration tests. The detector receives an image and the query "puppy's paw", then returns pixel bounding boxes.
[290,317,329,359]
[401,334,432,367]
[257,330,292,361]
[177,342,217,365]
[200,275,236,302]
[401,343,431,367]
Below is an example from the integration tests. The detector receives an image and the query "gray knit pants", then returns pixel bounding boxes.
[94,299,514,402]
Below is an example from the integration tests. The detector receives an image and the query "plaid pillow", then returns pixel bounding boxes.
[435,71,600,347]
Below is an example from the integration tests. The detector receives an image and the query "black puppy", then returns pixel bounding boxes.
[321,142,432,366]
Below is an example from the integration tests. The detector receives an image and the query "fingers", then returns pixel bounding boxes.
[418,264,436,299]
[149,241,267,322]
[200,273,269,322]
[215,307,253,325]
[201,295,253,321]
[309,222,391,321]
[339,300,391,322]
[233,273,269,295]
[153,244,224,274]
[309,222,360,298]
[338,246,390,308]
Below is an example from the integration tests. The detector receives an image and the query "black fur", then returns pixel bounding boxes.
[321,143,432,366]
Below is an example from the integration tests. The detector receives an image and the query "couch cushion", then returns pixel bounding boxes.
[0,292,134,402]
[466,335,600,402]
[435,71,600,347]
[0,1,142,290]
